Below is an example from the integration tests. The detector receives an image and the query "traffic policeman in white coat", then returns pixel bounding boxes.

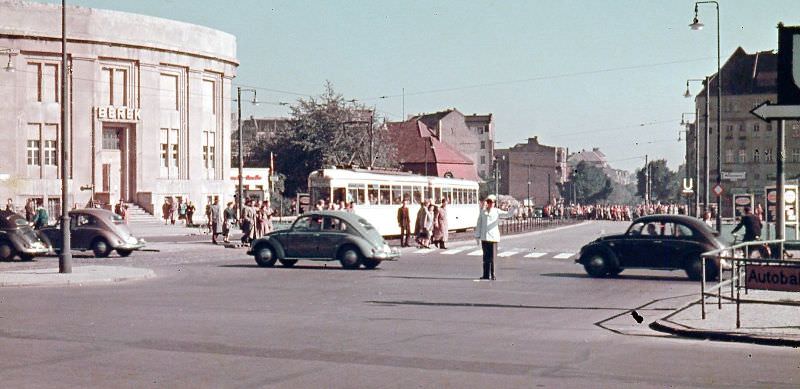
[474,195,506,280]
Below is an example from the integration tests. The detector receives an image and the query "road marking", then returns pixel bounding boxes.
[524,252,547,258]
[467,250,483,256]
[414,248,436,254]
[498,251,518,258]
[554,253,575,259]
[442,248,466,255]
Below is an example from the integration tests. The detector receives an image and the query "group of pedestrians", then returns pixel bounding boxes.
[209,198,275,245]
[161,197,197,226]
[397,198,449,249]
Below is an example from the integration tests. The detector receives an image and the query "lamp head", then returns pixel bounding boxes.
[689,5,703,30]
[683,87,692,98]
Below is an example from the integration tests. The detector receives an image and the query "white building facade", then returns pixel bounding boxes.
[0,1,238,217]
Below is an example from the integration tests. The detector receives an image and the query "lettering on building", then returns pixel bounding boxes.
[96,106,141,121]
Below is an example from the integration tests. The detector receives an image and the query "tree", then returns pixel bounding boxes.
[636,159,678,203]
[248,82,398,195]
[571,161,613,203]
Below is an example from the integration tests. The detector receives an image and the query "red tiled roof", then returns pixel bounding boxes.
[387,118,478,181]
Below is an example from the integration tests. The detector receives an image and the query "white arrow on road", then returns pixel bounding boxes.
[750,101,800,122]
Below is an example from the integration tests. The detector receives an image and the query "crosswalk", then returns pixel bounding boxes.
[410,247,575,260]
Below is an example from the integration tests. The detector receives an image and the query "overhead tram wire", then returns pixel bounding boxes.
[355,56,717,102]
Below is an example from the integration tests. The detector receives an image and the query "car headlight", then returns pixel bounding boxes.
[126,236,138,245]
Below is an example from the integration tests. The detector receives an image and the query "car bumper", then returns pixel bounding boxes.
[19,246,51,255]
[116,239,146,251]
[370,247,400,260]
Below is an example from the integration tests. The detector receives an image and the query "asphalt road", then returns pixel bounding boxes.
[1,221,797,388]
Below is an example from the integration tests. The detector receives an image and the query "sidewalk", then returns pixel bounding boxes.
[0,265,155,287]
[651,289,800,347]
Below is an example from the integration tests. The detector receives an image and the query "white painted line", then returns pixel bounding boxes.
[442,248,466,255]
[554,253,575,259]
[414,248,436,254]
[524,252,547,258]
[498,251,518,258]
[467,250,483,256]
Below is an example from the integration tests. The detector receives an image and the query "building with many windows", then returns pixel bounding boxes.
[0,1,237,218]
[690,47,800,217]
[496,137,567,206]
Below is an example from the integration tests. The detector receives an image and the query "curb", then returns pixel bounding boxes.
[649,319,800,348]
[0,266,156,288]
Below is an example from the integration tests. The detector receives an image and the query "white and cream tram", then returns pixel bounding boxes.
[308,168,480,236]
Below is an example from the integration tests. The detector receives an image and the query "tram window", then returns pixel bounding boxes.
[412,186,422,204]
[348,184,366,205]
[402,186,412,203]
[391,185,402,204]
[380,185,391,204]
[368,185,379,205]
[333,187,347,204]
[470,189,477,204]
[357,187,366,205]
[310,187,330,206]
[434,187,442,202]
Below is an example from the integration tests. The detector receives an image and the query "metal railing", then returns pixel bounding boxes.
[498,217,577,235]
[700,237,795,328]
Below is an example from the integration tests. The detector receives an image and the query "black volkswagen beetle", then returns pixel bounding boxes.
[0,210,50,261]
[247,211,399,269]
[576,214,730,280]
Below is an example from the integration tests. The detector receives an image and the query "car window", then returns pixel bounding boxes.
[672,223,695,238]
[627,222,645,236]
[322,216,343,232]
[643,222,662,236]
[292,216,313,231]
[75,215,96,227]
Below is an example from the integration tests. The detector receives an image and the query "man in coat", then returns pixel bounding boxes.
[397,199,411,247]
[435,198,449,249]
[474,195,506,280]
[209,199,224,244]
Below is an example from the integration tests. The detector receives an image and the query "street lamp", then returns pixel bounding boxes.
[680,112,698,216]
[690,0,722,232]
[236,87,258,219]
[59,0,71,273]
[685,77,712,218]
[0,48,17,72]
[527,163,532,207]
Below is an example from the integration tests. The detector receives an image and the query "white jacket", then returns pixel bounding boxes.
[474,207,506,242]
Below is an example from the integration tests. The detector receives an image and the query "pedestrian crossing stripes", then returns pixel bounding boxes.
[442,248,466,255]
[406,247,575,260]
[524,252,547,258]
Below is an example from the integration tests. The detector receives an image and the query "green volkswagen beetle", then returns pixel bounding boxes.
[247,211,399,269]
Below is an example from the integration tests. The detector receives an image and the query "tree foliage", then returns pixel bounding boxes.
[248,82,398,196]
[636,159,680,203]
[572,161,613,203]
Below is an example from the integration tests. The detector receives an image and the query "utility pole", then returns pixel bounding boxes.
[777,120,785,240]
[369,108,374,167]
[644,154,649,206]
[547,173,551,205]
[237,87,243,219]
[527,163,532,207]
[59,0,72,273]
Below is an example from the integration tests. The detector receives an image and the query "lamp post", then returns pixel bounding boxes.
[690,0,722,232]
[59,0,71,273]
[685,77,712,219]
[527,163,532,207]
[236,87,258,219]
[0,48,17,72]
[680,112,697,216]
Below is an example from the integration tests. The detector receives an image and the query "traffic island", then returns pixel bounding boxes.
[0,265,156,287]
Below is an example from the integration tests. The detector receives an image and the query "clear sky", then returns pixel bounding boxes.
[36,0,800,172]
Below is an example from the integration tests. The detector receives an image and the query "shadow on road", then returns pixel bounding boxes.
[217,264,381,271]
[540,272,694,283]
[376,275,476,281]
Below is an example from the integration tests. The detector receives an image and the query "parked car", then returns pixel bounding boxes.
[575,214,730,280]
[0,210,50,261]
[248,211,399,269]
[39,208,146,257]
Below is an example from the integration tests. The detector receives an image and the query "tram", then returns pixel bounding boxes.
[307,168,480,236]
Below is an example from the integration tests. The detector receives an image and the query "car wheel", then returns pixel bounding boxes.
[91,238,112,258]
[362,258,381,270]
[338,246,363,269]
[278,258,297,267]
[608,267,623,276]
[117,249,133,257]
[582,251,609,277]
[684,255,718,281]
[254,244,277,267]
[0,241,15,261]
[19,253,35,262]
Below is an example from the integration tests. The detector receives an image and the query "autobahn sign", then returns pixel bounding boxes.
[750,25,800,122]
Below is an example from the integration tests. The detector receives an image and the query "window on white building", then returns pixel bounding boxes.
[26,140,40,166]
[43,140,57,166]
[101,68,128,106]
[725,149,734,163]
[160,74,179,111]
[27,62,59,103]
[754,124,760,132]
[480,140,486,150]
[159,128,179,175]
[792,148,800,163]
[765,148,773,163]
[753,149,760,163]
[738,149,746,163]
